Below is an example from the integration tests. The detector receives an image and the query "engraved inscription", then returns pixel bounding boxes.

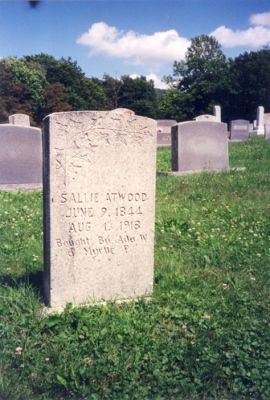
[55,190,150,258]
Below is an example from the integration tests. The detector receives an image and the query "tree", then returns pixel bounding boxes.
[42,83,72,116]
[102,75,123,109]
[168,35,231,119]
[157,90,194,121]
[228,48,270,121]
[117,75,157,118]
[1,57,46,123]
[24,54,107,117]
[0,60,35,123]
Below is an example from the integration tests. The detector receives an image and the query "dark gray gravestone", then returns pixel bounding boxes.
[265,124,270,139]
[156,120,176,146]
[172,121,229,173]
[0,124,42,184]
[229,120,250,140]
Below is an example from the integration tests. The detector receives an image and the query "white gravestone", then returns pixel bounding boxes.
[256,106,265,135]
[43,110,157,309]
[9,113,30,127]
[213,105,221,122]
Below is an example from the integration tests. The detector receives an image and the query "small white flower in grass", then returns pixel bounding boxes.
[180,324,188,333]
[221,283,229,290]
[45,357,50,361]
[203,314,211,321]
[15,346,23,355]
[250,276,256,281]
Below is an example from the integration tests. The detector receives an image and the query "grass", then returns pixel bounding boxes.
[0,137,270,400]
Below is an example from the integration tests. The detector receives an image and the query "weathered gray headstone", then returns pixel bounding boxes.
[213,105,221,122]
[8,113,30,127]
[0,124,42,184]
[156,119,177,146]
[229,120,250,141]
[172,121,229,173]
[256,106,264,135]
[265,124,270,139]
[43,109,157,309]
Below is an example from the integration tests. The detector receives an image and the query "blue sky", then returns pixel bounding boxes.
[0,0,270,88]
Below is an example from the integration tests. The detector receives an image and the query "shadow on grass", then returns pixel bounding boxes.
[0,269,44,300]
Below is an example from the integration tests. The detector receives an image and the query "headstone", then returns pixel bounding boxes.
[229,120,250,141]
[265,124,270,139]
[8,113,30,127]
[0,124,42,184]
[213,105,221,122]
[43,109,157,309]
[194,114,217,122]
[172,121,229,173]
[256,106,264,135]
[156,119,177,146]
[263,113,270,125]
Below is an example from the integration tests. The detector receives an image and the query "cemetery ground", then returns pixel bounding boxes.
[0,137,269,400]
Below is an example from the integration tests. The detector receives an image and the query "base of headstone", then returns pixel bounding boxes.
[255,126,265,135]
[0,183,42,192]
[157,167,246,177]
[41,295,152,315]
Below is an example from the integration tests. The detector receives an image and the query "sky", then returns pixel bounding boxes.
[0,0,270,88]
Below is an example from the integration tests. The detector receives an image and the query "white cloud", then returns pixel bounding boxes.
[211,25,270,48]
[250,11,270,26]
[130,73,168,89]
[77,22,190,67]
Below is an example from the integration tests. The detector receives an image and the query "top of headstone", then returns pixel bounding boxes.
[110,108,135,117]
[9,114,30,127]
[156,120,177,127]
[194,114,217,122]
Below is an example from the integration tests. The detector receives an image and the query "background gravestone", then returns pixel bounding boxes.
[43,109,157,309]
[229,120,250,141]
[156,119,177,146]
[263,113,270,126]
[0,124,42,184]
[8,113,30,127]
[172,121,229,173]
[213,105,221,122]
[265,125,270,139]
[194,114,217,122]
[256,106,264,135]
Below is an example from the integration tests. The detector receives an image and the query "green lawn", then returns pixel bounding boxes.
[0,137,270,400]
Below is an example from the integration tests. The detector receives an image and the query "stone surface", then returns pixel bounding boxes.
[265,124,270,139]
[213,105,221,122]
[0,124,42,184]
[171,121,229,173]
[229,120,250,141]
[256,106,265,135]
[156,120,177,146]
[43,110,157,309]
[263,113,270,125]
[194,114,217,122]
[8,113,30,127]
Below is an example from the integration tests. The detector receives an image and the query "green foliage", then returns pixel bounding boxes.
[118,75,158,118]
[0,138,270,399]
[0,54,108,125]
[167,35,230,119]
[229,48,270,120]
[157,90,194,122]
